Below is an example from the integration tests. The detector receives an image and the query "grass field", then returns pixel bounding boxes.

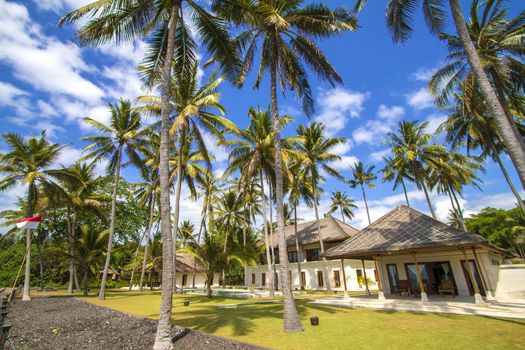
[78,290,525,350]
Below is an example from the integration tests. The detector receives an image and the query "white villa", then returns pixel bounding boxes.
[245,216,378,292]
[324,205,520,303]
[175,252,220,290]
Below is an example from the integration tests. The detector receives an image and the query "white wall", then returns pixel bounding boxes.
[246,259,377,291]
[494,264,525,299]
[174,272,220,289]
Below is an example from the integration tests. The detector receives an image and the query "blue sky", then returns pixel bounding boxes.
[0,0,523,231]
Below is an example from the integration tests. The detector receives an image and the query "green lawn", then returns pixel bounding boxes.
[80,291,525,350]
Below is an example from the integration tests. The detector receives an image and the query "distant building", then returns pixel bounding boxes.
[175,252,220,289]
[245,216,377,292]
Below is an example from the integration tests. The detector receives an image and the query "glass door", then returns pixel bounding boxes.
[461,260,485,296]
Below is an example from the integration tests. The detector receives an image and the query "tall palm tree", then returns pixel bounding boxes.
[216,1,357,332]
[54,161,107,294]
[381,155,412,207]
[354,0,525,188]
[440,80,525,215]
[385,121,445,219]
[225,107,294,297]
[73,224,109,296]
[348,161,377,225]
[82,99,145,300]
[139,65,234,289]
[214,190,245,286]
[295,122,344,292]
[285,162,313,290]
[327,191,357,223]
[61,2,240,346]
[0,131,64,301]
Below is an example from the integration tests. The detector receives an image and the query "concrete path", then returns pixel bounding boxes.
[311,295,525,319]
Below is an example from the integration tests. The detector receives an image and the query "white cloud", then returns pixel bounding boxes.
[330,139,353,155]
[377,104,404,122]
[0,0,104,104]
[424,113,447,134]
[407,87,434,110]
[329,155,359,171]
[0,81,28,107]
[412,67,438,82]
[370,149,390,163]
[315,87,368,136]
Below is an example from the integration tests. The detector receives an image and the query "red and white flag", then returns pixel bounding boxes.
[16,215,43,230]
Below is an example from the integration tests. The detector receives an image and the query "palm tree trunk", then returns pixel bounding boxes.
[83,267,89,296]
[268,178,277,290]
[312,172,332,293]
[242,205,247,287]
[22,183,34,301]
[449,187,467,231]
[448,0,525,189]
[192,203,207,288]
[71,212,81,291]
[401,178,410,207]
[361,183,371,225]
[67,206,75,294]
[260,172,275,297]
[140,193,155,292]
[420,180,437,219]
[154,3,179,348]
[172,135,185,293]
[491,142,525,215]
[98,145,122,300]
[293,205,303,290]
[340,206,345,223]
[33,236,45,290]
[270,40,303,332]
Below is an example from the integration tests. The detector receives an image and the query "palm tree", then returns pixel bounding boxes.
[295,122,345,292]
[55,161,107,294]
[61,2,240,345]
[73,224,109,296]
[0,131,64,301]
[440,80,525,215]
[82,99,145,300]
[177,220,196,249]
[327,192,357,223]
[447,208,465,230]
[348,161,377,225]
[214,190,245,286]
[381,155,412,207]
[139,65,234,289]
[385,121,445,219]
[216,1,357,332]
[184,232,226,298]
[354,0,525,189]
[225,107,294,297]
[285,162,313,290]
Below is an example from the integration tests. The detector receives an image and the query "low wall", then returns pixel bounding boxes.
[495,264,525,300]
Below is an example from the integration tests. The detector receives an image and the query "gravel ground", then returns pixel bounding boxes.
[5,297,266,350]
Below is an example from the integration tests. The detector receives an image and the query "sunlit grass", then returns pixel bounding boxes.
[79,290,525,350]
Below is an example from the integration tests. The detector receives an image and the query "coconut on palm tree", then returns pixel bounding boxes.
[0,131,65,301]
[354,0,525,189]
[327,191,357,223]
[348,161,377,225]
[81,99,145,300]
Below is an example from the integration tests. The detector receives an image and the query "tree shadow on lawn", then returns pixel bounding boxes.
[170,300,345,337]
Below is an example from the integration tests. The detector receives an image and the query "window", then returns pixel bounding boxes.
[288,251,298,263]
[182,274,188,287]
[306,248,321,262]
[274,250,279,264]
[333,271,341,288]
[251,273,255,285]
[386,264,399,292]
[356,269,363,284]
[275,273,279,288]
[262,273,266,286]
[317,271,324,288]
[301,272,306,287]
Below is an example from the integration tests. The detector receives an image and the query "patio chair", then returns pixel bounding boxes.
[438,280,455,297]
[392,280,410,296]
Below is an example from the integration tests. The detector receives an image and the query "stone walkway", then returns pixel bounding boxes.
[311,295,525,319]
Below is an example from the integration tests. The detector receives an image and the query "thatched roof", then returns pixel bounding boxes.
[175,251,205,273]
[269,216,359,249]
[324,205,507,259]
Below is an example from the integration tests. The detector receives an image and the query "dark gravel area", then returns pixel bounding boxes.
[5,297,267,350]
